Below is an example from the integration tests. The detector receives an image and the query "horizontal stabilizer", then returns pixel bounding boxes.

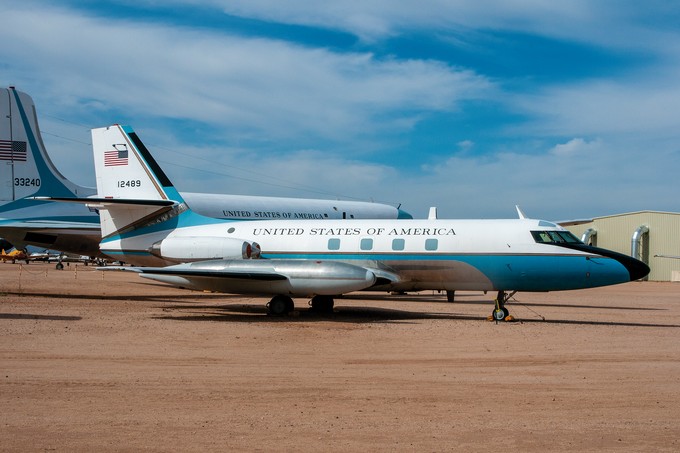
[33,196,176,208]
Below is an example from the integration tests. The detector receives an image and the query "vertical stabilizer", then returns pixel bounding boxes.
[0,87,95,201]
[92,124,183,202]
[92,125,192,238]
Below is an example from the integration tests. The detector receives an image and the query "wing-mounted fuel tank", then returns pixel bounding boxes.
[149,236,261,263]
[136,259,377,296]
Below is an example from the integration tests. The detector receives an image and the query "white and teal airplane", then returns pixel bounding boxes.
[0,87,410,256]
[46,124,649,321]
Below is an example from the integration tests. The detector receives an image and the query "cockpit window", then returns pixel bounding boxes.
[531,230,582,244]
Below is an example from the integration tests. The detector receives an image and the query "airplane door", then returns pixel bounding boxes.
[0,88,14,201]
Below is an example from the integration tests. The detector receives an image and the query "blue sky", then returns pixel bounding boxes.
[1,0,679,220]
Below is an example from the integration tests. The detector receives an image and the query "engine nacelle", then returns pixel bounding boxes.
[149,236,257,263]
[139,259,377,296]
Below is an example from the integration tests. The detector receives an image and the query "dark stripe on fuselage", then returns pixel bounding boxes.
[552,242,650,281]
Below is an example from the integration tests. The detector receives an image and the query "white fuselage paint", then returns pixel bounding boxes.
[100,216,631,293]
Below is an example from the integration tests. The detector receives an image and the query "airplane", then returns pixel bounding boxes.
[43,124,650,321]
[0,247,29,264]
[26,249,57,261]
[0,87,411,257]
[0,244,96,268]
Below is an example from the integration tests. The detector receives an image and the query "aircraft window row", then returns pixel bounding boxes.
[531,230,582,244]
[327,238,440,251]
[392,238,405,251]
[328,238,341,250]
[425,238,438,251]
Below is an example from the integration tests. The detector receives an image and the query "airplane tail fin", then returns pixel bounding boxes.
[0,87,95,201]
[89,125,258,264]
[91,125,197,238]
[92,124,184,203]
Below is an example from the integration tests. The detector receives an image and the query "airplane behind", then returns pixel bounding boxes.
[46,124,650,321]
[0,87,410,257]
[0,246,29,264]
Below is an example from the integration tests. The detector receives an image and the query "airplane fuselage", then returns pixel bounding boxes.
[100,216,647,294]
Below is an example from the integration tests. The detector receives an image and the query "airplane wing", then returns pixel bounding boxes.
[0,219,101,231]
[0,219,102,255]
[111,265,288,281]
[101,259,381,296]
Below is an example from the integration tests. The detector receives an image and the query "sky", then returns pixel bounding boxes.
[1,0,679,221]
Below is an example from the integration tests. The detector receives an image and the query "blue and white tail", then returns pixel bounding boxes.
[91,124,208,239]
[0,87,95,201]
[92,124,184,203]
[91,125,242,265]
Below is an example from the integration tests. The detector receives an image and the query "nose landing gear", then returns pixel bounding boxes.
[490,290,517,322]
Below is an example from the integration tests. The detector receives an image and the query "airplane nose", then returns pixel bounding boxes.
[615,254,650,281]
[589,246,650,281]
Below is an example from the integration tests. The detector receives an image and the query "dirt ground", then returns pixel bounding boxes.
[1,262,679,452]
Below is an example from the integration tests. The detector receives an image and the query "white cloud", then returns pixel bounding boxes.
[0,4,493,145]
[514,78,680,139]
[2,1,679,221]
[148,0,679,52]
[457,140,474,153]
[549,138,602,157]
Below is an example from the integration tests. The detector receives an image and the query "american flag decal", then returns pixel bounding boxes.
[104,149,128,166]
[0,140,27,161]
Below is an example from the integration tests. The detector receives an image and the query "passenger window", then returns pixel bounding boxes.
[328,238,341,250]
[425,238,438,251]
[360,238,373,250]
[392,238,405,251]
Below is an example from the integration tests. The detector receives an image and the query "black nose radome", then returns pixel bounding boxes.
[584,246,650,281]
[553,243,651,281]
[618,254,651,281]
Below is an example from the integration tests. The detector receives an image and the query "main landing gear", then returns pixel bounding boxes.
[309,295,334,314]
[266,295,336,316]
[490,290,517,322]
[267,295,294,316]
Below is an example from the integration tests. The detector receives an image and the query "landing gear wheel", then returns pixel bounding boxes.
[267,295,294,316]
[309,295,334,314]
[492,307,507,321]
[55,262,64,270]
[489,290,516,322]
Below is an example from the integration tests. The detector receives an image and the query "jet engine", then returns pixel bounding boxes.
[149,236,260,262]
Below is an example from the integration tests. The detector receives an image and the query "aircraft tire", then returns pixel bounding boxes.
[55,262,64,270]
[492,306,511,321]
[310,295,334,314]
[268,295,293,316]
